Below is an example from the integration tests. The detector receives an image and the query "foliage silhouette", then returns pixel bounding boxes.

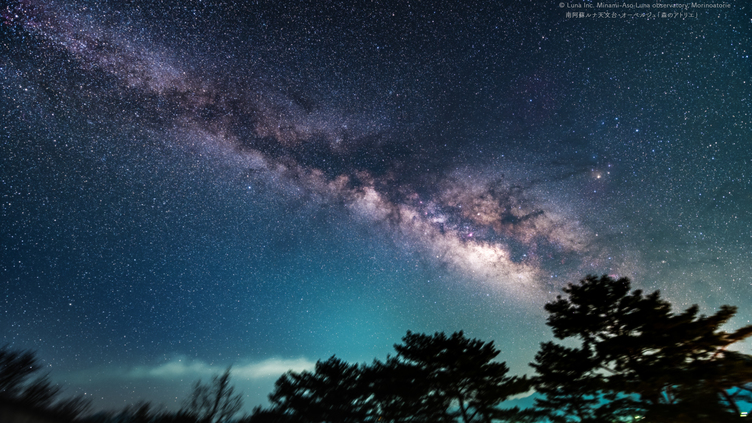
[532,274,752,423]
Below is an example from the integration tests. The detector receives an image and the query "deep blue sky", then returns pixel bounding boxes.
[2,0,750,414]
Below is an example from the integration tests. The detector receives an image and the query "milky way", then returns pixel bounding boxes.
[6,0,598,298]
[2,0,750,413]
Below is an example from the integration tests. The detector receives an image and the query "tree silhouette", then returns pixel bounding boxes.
[361,355,436,422]
[531,342,604,423]
[258,331,530,423]
[391,331,531,423]
[0,346,38,399]
[263,356,368,423]
[242,405,294,423]
[183,367,243,423]
[532,274,752,422]
[0,345,91,421]
[86,401,204,423]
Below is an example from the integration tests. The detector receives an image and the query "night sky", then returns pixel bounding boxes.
[2,0,750,414]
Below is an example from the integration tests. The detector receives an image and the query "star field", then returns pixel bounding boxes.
[2,0,751,413]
